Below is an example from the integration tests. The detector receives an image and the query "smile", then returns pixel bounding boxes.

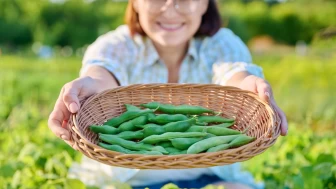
[157,22,184,31]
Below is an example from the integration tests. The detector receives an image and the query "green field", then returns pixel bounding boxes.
[0,51,335,188]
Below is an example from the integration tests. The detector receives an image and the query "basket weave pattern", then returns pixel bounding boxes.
[69,84,281,169]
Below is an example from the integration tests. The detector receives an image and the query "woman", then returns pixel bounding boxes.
[48,0,288,188]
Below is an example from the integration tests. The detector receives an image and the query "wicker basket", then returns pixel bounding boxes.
[68,83,281,169]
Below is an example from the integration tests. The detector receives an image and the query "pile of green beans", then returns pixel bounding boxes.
[89,102,255,155]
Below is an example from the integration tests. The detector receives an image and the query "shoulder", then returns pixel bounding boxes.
[211,28,238,40]
[204,28,247,50]
[85,25,138,57]
[94,25,136,47]
[199,28,252,63]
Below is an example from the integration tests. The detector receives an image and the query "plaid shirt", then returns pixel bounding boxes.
[71,25,264,189]
[80,25,263,85]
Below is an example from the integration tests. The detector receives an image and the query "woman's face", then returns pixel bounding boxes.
[133,0,209,47]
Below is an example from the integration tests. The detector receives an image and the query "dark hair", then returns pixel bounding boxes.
[125,0,222,37]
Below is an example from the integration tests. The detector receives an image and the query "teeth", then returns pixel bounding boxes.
[160,23,182,29]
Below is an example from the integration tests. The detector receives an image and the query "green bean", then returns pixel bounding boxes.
[116,130,144,140]
[99,134,168,154]
[149,114,188,124]
[135,123,161,129]
[140,151,163,155]
[118,121,134,132]
[205,133,216,138]
[187,135,239,154]
[163,118,196,132]
[141,132,207,144]
[174,105,214,114]
[205,127,241,136]
[147,113,156,120]
[118,115,147,132]
[206,144,231,152]
[170,150,188,155]
[197,116,235,123]
[156,141,173,148]
[165,147,181,153]
[98,143,163,155]
[140,102,161,109]
[90,125,119,134]
[141,102,213,115]
[187,125,239,136]
[229,135,255,148]
[170,137,203,150]
[186,126,207,132]
[104,109,153,127]
[211,122,235,128]
[195,122,208,126]
[143,126,165,137]
[98,143,129,153]
[131,115,148,125]
[125,104,141,111]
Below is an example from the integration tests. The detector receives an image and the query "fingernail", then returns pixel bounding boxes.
[265,92,270,98]
[69,102,78,113]
[61,135,68,140]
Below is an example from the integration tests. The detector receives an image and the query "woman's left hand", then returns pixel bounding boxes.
[239,75,288,136]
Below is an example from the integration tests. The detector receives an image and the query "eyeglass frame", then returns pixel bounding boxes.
[144,0,202,14]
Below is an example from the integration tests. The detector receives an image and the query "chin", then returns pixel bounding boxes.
[155,37,189,47]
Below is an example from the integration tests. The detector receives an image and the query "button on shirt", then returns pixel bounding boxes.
[69,25,264,189]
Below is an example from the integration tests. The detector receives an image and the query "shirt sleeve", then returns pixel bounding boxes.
[207,28,264,85]
[80,25,135,86]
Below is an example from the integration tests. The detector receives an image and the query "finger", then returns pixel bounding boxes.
[256,79,272,103]
[49,111,71,140]
[62,81,81,113]
[271,100,288,136]
[48,89,71,140]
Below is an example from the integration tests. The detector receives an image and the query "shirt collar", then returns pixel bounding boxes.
[144,37,199,67]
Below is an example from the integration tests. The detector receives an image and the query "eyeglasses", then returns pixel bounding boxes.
[145,0,201,14]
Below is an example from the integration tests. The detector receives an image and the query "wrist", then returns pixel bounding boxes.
[90,77,112,92]
[80,65,119,92]
[226,71,251,87]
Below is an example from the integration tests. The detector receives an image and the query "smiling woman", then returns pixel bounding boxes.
[126,0,221,37]
[48,0,287,188]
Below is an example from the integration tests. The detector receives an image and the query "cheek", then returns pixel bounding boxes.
[188,16,202,34]
[138,13,152,31]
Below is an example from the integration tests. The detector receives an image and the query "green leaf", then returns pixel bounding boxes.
[0,164,16,177]
[64,179,86,189]
[304,178,323,189]
[292,175,304,189]
[11,171,21,189]
[315,154,335,165]
[301,166,314,180]
[313,162,333,180]
[18,143,41,161]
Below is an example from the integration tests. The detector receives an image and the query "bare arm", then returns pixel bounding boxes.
[226,71,251,87]
[81,65,120,92]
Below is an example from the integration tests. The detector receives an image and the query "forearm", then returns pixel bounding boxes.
[81,65,120,92]
[226,71,251,87]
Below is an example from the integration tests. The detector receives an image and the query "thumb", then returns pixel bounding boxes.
[62,83,81,113]
[256,80,272,103]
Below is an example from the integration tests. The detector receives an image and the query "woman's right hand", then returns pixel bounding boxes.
[48,76,101,150]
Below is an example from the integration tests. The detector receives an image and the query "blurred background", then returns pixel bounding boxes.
[0,0,335,188]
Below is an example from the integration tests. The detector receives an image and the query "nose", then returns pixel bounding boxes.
[161,0,179,17]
